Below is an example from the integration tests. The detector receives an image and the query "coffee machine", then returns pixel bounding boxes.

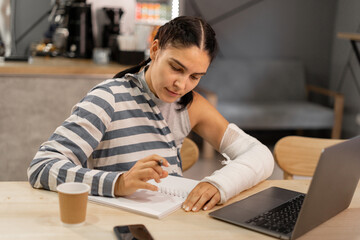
[101,7,124,61]
[66,0,94,58]
[102,8,124,48]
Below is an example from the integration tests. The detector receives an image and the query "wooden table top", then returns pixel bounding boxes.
[1,180,360,240]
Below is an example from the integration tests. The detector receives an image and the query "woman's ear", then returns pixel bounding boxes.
[149,39,160,60]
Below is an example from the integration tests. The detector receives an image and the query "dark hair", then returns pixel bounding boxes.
[113,16,218,110]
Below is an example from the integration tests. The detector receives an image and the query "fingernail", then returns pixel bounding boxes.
[192,207,197,211]
[182,204,186,209]
[185,206,190,211]
[203,206,208,211]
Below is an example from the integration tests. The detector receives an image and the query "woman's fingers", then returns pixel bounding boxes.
[115,154,170,196]
[116,169,161,196]
[190,191,216,212]
[139,154,170,167]
[182,182,220,212]
[136,180,159,192]
[202,193,221,211]
[182,183,205,210]
[142,168,162,183]
[135,155,170,178]
[142,161,166,178]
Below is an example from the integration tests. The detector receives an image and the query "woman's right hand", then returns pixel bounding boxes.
[114,154,169,196]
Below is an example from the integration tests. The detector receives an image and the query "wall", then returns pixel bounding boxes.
[185,0,337,88]
[10,0,51,56]
[329,0,360,137]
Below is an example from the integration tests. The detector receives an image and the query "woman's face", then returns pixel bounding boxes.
[145,41,211,103]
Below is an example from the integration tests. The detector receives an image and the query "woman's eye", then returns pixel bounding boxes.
[190,75,200,81]
[171,65,182,72]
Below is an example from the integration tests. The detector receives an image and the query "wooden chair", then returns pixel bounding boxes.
[273,136,345,179]
[180,137,199,171]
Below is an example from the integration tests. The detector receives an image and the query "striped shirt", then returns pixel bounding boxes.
[27,68,191,197]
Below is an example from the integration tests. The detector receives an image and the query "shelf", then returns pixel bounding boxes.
[135,19,169,26]
[337,32,360,41]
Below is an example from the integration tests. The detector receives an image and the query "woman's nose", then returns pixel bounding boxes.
[174,77,186,90]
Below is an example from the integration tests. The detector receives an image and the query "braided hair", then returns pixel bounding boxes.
[113,16,218,109]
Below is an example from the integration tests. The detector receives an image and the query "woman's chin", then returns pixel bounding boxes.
[159,94,180,103]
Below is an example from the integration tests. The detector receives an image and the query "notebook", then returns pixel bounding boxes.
[88,175,199,219]
[209,136,360,240]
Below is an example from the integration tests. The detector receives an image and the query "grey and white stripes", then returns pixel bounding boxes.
[27,75,183,197]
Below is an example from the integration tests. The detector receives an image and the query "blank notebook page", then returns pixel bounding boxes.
[88,175,199,219]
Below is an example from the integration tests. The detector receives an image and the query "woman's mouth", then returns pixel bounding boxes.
[166,88,180,97]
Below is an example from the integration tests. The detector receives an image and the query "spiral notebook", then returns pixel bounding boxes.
[88,176,199,219]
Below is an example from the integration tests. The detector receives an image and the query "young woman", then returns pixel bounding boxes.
[27,16,274,212]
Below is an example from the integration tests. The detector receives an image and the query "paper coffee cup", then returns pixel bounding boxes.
[57,182,90,226]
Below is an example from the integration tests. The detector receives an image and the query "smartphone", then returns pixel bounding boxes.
[113,224,154,240]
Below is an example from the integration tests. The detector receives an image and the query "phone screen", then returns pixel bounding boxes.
[113,224,154,240]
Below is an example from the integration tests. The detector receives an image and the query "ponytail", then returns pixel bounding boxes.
[113,58,151,79]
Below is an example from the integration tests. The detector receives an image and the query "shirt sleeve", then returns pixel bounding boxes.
[27,81,122,197]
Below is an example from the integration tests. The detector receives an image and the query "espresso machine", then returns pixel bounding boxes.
[101,7,124,61]
[66,0,94,58]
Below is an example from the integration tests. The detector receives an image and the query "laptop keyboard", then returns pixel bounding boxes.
[245,194,306,234]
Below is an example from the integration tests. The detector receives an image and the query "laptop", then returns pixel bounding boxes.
[209,136,360,239]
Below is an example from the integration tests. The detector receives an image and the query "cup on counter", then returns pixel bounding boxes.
[93,48,110,65]
[57,182,90,226]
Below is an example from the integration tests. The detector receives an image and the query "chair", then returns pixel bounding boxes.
[180,137,199,171]
[273,136,345,179]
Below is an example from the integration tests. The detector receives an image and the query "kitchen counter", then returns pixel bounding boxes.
[0,57,134,181]
[0,56,131,76]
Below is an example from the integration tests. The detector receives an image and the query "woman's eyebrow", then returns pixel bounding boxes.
[170,58,206,75]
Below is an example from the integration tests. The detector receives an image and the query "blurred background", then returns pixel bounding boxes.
[0,0,359,181]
